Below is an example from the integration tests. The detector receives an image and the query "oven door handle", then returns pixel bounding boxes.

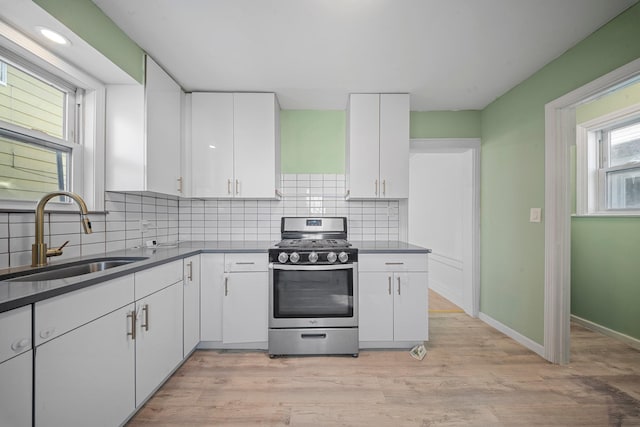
[269,263,355,271]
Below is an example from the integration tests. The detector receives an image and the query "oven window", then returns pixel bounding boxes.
[273,270,353,318]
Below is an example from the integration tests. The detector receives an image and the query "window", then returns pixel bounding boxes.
[0,51,79,203]
[576,106,640,215]
[599,120,640,209]
[0,62,7,86]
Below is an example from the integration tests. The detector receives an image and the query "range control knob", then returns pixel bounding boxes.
[327,252,337,264]
[278,252,289,264]
[338,252,349,263]
[308,251,318,263]
[289,252,300,264]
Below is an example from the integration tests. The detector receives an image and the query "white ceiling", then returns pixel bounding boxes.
[22,0,640,110]
[90,0,638,110]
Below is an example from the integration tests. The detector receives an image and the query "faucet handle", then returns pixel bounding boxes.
[47,240,69,258]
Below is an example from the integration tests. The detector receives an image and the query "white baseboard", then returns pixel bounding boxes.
[479,312,545,358]
[571,315,640,350]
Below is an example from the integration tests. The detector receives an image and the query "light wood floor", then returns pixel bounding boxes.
[127,312,640,426]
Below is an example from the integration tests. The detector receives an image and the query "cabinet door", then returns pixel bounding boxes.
[136,283,183,407]
[201,253,225,342]
[183,255,201,357]
[191,92,234,197]
[348,94,381,198]
[223,271,268,343]
[393,272,429,342]
[146,56,182,196]
[379,94,410,199]
[358,272,394,342]
[233,93,277,198]
[35,304,135,427]
[0,351,32,427]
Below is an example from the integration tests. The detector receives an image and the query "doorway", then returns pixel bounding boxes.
[544,57,640,363]
[408,138,480,317]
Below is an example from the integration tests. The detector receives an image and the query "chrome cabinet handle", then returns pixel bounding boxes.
[187,261,193,281]
[141,304,150,331]
[383,180,386,196]
[235,262,255,265]
[388,276,392,295]
[227,179,232,194]
[127,311,136,340]
[375,180,378,196]
[225,277,229,296]
[397,276,401,295]
[177,176,183,193]
[385,262,404,265]
[235,179,240,195]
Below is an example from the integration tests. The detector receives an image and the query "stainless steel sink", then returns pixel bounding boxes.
[5,257,148,282]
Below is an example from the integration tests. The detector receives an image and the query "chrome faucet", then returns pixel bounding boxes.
[32,191,93,267]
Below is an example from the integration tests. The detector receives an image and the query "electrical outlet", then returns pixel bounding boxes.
[529,208,542,223]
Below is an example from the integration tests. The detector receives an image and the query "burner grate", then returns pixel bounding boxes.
[275,238,351,249]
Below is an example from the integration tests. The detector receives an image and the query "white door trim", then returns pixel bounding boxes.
[410,138,481,317]
[544,57,640,364]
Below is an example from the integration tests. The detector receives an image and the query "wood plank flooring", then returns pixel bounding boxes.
[127,312,640,426]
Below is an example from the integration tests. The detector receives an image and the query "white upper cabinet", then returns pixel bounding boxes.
[347,93,409,199]
[106,56,184,196]
[189,92,280,198]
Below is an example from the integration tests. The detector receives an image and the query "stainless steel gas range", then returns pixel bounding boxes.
[268,217,359,357]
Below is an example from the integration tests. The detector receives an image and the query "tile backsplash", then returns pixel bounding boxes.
[0,174,400,269]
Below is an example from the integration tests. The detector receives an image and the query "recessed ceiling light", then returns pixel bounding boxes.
[37,27,70,46]
[209,145,216,149]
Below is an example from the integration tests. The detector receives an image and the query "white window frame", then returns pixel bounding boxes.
[0,61,7,86]
[0,22,105,212]
[576,103,640,216]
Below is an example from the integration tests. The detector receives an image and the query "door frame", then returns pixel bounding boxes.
[544,57,640,364]
[409,138,481,317]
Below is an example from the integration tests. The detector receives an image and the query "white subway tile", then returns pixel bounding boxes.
[82,242,106,256]
[125,194,142,204]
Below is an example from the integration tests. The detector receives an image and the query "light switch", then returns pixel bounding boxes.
[529,208,542,223]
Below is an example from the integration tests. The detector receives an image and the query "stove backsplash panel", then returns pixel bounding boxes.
[179,174,400,242]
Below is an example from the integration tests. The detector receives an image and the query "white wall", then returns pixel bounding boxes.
[409,150,473,312]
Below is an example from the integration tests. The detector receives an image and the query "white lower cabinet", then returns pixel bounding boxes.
[134,261,184,407]
[135,282,183,406]
[35,304,135,427]
[33,260,185,426]
[223,271,268,344]
[200,253,224,342]
[358,254,429,346]
[0,350,32,427]
[200,253,268,347]
[183,255,201,357]
[0,305,32,427]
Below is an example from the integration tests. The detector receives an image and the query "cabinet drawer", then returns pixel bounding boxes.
[358,254,428,272]
[0,305,32,362]
[35,275,134,346]
[135,260,183,299]
[225,253,267,272]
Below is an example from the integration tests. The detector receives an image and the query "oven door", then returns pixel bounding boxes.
[269,263,358,328]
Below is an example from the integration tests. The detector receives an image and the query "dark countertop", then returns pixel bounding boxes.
[351,240,432,254]
[0,240,430,313]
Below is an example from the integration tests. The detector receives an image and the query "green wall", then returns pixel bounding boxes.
[410,110,481,138]
[480,3,640,344]
[33,0,145,83]
[571,218,640,340]
[280,110,346,174]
